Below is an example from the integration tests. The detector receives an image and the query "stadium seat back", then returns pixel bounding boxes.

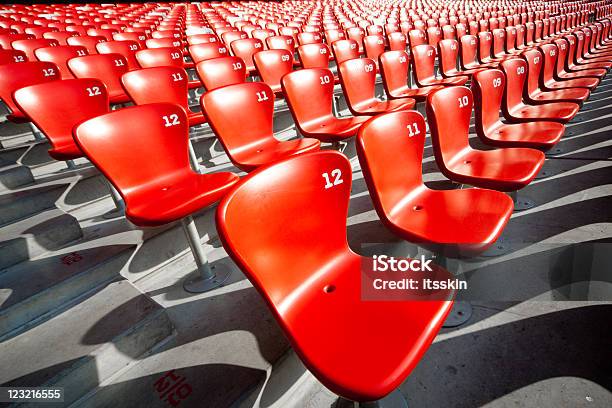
[387,32,406,51]
[379,50,410,96]
[74,103,190,199]
[230,38,263,72]
[96,40,141,70]
[281,68,334,124]
[13,78,109,159]
[0,49,27,65]
[521,49,543,97]
[411,44,437,85]
[338,58,377,108]
[363,34,385,62]
[68,54,130,101]
[122,66,189,109]
[11,38,59,60]
[500,58,528,112]
[438,39,459,75]
[298,43,331,69]
[196,56,247,91]
[471,69,505,135]
[135,47,184,68]
[266,35,295,52]
[189,42,228,63]
[66,35,106,54]
[34,45,88,79]
[216,150,352,309]
[426,86,472,165]
[0,61,60,120]
[253,49,293,92]
[331,39,360,65]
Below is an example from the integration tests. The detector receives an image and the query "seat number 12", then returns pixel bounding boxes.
[322,169,343,189]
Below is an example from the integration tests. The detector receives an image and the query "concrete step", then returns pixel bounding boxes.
[0,279,175,407]
[0,140,52,168]
[0,241,135,340]
[0,169,103,227]
[0,208,82,271]
[0,164,34,191]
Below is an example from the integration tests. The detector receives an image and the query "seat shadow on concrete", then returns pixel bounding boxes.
[127,208,221,275]
[0,121,31,138]
[401,305,612,408]
[62,174,111,207]
[18,142,54,167]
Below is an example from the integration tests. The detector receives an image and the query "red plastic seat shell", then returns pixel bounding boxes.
[216,150,453,401]
[74,103,239,227]
[357,111,514,256]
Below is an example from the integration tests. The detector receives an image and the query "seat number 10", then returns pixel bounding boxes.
[322,169,343,189]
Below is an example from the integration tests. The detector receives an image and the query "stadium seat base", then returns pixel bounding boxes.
[509,191,536,211]
[479,238,512,257]
[442,301,473,328]
[183,262,232,293]
[102,207,125,220]
[336,389,409,408]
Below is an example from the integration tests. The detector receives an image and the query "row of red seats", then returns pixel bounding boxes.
[0,1,610,406]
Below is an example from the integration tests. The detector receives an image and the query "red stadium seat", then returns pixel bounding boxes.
[471,69,564,150]
[388,32,407,51]
[145,37,183,49]
[43,31,77,45]
[363,34,385,66]
[66,35,106,54]
[426,86,545,192]
[460,35,496,71]
[338,58,415,115]
[135,47,189,69]
[96,40,142,70]
[121,66,205,127]
[216,149,453,403]
[0,61,61,122]
[196,56,247,91]
[411,44,468,86]
[266,35,296,53]
[298,43,332,69]
[538,43,598,92]
[187,33,218,45]
[0,49,27,65]
[189,42,228,63]
[86,28,116,42]
[68,54,131,104]
[379,50,443,101]
[331,39,360,65]
[438,39,486,78]
[297,32,322,45]
[11,38,59,60]
[203,82,320,172]
[253,49,294,94]
[552,39,601,89]
[561,35,607,78]
[573,31,612,69]
[0,33,33,50]
[34,45,88,79]
[13,78,109,161]
[229,38,263,74]
[74,103,239,292]
[357,110,513,256]
[281,68,369,143]
[500,58,579,123]
[346,27,365,52]
[522,48,589,104]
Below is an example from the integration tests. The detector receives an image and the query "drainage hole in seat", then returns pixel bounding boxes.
[323,284,336,293]
[413,205,423,211]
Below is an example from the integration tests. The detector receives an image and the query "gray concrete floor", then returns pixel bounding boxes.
[0,74,610,408]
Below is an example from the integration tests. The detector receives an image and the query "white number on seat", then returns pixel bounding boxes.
[173,41,181,47]
[320,75,331,84]
[114,59,125,67]
[319,48,327,54]
[256,91,268,102]
[171,52,180,59]
[550,50,556,56]
[322,169,343,189]
[364,63,374,72]
[172,73,183,81]
[77,49,86,56]
[162,114,180,127]
[232,62,242,70]
[13,55,24,62]
[458,95,469,107]
[493,77,502,87]
[129,44,138,51]
[516,66,525,74]
[281,54,290,62]
[534,56,540,64]
[42,68,55,76]
[407,122,420,137]
[427,49,433,56]
[86,86,101,96]
[399,55,407,63]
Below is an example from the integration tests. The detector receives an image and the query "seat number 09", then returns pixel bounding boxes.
[322,169,343,189]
